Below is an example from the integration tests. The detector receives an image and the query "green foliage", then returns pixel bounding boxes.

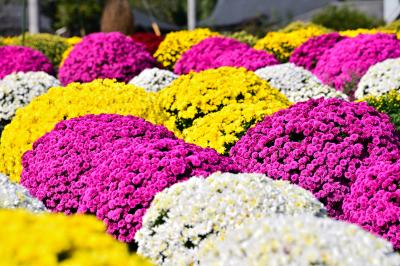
[222,31,259,46]
[12,33,68,68]
[279,21,330,33]
[311,5,384,31]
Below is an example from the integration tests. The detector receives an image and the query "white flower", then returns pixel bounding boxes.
[0,173,47,212]
[356,58,400,99]
[0,71,60,121]
[135,172,326,266]
[255,63,347,102]
[196,215,400,266]
[129,68,178,92]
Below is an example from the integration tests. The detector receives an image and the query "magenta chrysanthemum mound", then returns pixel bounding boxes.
[343,161,400,249]
[21,114,177,214]
[174,37,278,74]
[21,114,235,242]
[230,98,400,218]
[83,138,236,242]
[289,33,346,72]
[0,46,53,78]
[58,32,155,85]
[313,34,400,94]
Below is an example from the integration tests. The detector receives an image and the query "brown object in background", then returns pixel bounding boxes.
[101,0,135,35]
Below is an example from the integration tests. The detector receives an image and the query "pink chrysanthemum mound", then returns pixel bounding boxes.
[174,36,279,74]
[343,161,400,249]
[230,98,400,218]
[0,46,53,78]
[58,32,155,85]
[289,33,347,72]
[82,138,236,242]
[313,34,400,94]
[21,114,235,242]
[21,114,177,214]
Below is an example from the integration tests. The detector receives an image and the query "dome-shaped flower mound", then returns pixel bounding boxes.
[362,89,400,131]
[230,98,400,218]
[0,71,60,121]
[158,67,289,133]
[12,33,69,67]
[131,32,165,54]
[82,138,236,242]
[129,68,178,92]
[0,173,46,212]
[0,79,156,182]
[136,172,326,266]
[343,161,400,249]
[289,33,347,71]
[196,215,400,266]
[279,21,329,33]
[254,27,328,62]
[174,37,278,74]
[356,58,400,99]
[313,34,400,95]
[255,63,347,103]
[182,102,287,155]
[59,36,82,68]
[0,209,154,266]
[21,114,176,213]
[0,46,53,78]
[154,28,219,69]
[58,32,155,85]
[222,31,259,46]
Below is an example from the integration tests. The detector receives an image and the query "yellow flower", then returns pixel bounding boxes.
[0,209,153,266]
[59,37,82,68]
[339,28,395,37]
[154,28,219,69]
[157,67,290,153]
[254,26,328,62]
[0,79,157,182]
[279,21,330,33]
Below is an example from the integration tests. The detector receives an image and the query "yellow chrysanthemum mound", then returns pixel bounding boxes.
[0,209,153,266]
[279,21,330,33]
[154,28,219,69]
[254,26,328,62]
[157,67,290,153]
[59,36,82,67]
[0,79,157,182]
[339,28,396,37]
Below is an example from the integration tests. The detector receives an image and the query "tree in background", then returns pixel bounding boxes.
[312,5,384,31]
[101,0,134,34]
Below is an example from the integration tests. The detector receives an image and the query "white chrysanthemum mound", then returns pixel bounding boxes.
[135,172,326,266]
[356,58,400,99]
[196,215,400,266]
[0,174,46,212]
[128,67,178,92]
[0,71,60,121]
[255,63,347,102]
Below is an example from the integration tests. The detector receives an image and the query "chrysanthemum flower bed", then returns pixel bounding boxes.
[129,68,178,92]
[59,32,155,85]
[0,209,153,266]
[230,98,400,218]
[0,79,156,182]
[136,172,325,265]
[157,67,290,154]
[174,36,278,74]
[0,46,53,78]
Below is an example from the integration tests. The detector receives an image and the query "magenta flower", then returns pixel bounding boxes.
[58,32,155,85]
[21,114,177,214]
[21,114,235,242]
[289,33,347,72]
[174,37,278,74]
[0,46,53,78]
[230,98,400,218]
[343,161,400,249]
[313,34,400,95]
